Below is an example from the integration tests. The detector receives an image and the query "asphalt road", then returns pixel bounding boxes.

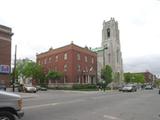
[20,89,160,120]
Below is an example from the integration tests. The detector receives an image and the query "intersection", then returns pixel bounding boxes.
[17,89,160,120]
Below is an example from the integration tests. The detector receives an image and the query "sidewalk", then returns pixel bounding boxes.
[62,89,118,94]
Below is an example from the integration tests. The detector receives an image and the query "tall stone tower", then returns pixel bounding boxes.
[102,18,123,84]
[93,18,123,85]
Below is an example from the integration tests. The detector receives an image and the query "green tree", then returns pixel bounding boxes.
[101,65,113,86]
[46,71,63,83]
[155,80,160,88]
[10,59,30,84]
[23,61,45,84]
[12,59,45,84]
[133,74,145,84]
[124,72,132,83]
[124,73,145,84]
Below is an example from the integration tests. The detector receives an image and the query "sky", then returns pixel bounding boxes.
[0,0,160,75]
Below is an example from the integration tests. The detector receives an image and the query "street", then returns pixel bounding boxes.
[19,89,160,120]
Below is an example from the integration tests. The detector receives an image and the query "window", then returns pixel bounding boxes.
[77,64,81,72]
[86,67,88,72]
[55,66,57,71]
[44,58,47,64]
[49,57,52,63]
[64,64,67,72]
[64,53,67,60]
[77,53,80,60]
[91,57,94,64]
[55,55,58,62]
[107,28,110,38]
[85,56,88,62]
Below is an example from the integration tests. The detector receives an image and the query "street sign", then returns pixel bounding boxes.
[0,65,10,74]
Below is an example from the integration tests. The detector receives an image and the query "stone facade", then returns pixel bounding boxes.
[93,18,123,85]
[0,25,13,86]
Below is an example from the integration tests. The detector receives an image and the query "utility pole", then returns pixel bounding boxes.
[12,45,17,92]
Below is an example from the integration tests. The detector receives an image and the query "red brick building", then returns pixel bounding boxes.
[0,25,13,86]
[36,43,97,87]
[143,71,157,84]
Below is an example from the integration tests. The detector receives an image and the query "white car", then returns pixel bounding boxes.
[122,84,137,92]
[24,85,37,93]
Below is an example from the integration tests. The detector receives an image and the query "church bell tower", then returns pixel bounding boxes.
[102,18,123,84]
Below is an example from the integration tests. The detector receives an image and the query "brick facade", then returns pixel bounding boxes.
[36,43,97,87]
[0,25,13,86]
[143,71,156,84]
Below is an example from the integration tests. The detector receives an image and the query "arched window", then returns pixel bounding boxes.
[107,28,110,38]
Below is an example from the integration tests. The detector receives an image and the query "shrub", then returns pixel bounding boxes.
[72,84,97,90]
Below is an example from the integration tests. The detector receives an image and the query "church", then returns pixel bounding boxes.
[93,18,123,86]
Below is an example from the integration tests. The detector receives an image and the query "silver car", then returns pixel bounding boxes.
[0,91,24,120]
[24,85,37,93]
[122,84,137,92]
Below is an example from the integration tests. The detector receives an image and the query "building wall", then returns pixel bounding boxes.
[143,72,156,84]
[37,43,97,87]
[0,25,13,86]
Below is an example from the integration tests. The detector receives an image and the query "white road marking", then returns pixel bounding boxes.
[23,98,85,110]
[23,103,60,110]
[104,115,122,120]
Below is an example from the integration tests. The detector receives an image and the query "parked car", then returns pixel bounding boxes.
[40,87,47,91]
[0,91,24,120]
[36,86,47,91]
[24,85,37,93]
[145,85,153,90]
[118,85,124,91]
[36,85,41,91]
[122,84,137,92]
[0,84,6,91]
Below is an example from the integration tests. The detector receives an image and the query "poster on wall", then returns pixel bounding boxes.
[0,65,10,74]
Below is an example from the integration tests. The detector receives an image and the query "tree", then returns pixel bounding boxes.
[124,72,132,83]
[133,74,145,84]
[124,73,145,84]
[46,71,63,84]
[12,59,45,85]
[10,59,30,84]
[23,61,46,85]
[101,65,113,86]
[155,80,160,88]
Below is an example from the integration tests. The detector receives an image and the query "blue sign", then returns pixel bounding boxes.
[0,65,10,74]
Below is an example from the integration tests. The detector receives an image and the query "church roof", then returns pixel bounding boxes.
[91,47,104,52]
